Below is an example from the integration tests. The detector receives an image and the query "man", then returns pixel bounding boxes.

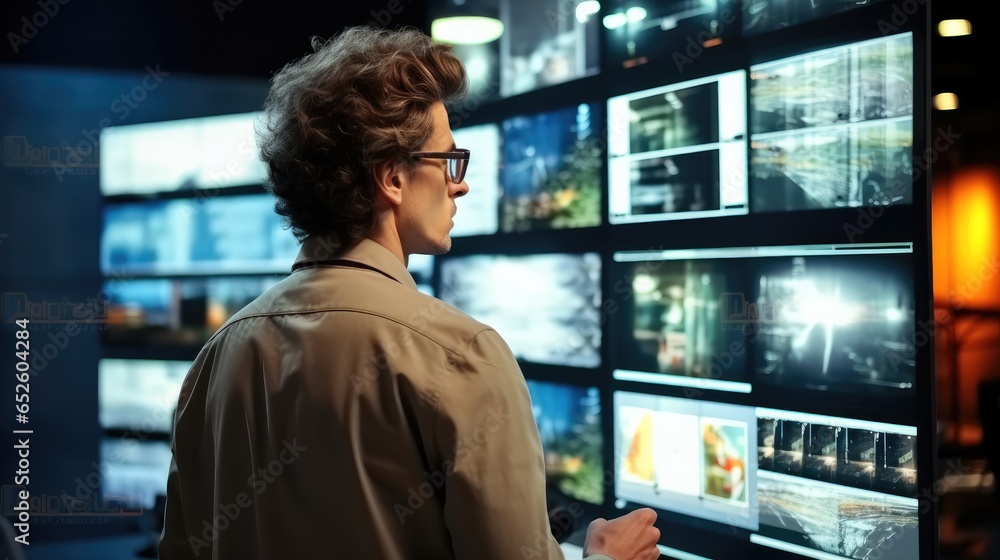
[158,25,661,560]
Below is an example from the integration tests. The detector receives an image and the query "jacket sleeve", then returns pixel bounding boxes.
[157,457,195,560]
[433,327,568,560]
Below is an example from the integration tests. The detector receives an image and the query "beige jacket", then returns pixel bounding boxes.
[157,236,593,560]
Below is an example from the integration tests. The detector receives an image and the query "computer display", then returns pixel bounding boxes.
[607,70,748,224]
[742,0,891,36]
[610,255,750,392]
[451,123,501,237]
[749,32,914,212]
[100,112,265,196]
[614,392,919,559]
[614,391,758,530]
[612,242,915,396]
[439,252,602,368]
[526,380,604,505]
[407,254,434,285]
[501,102,602,232]
[99,438,173,510]
[500,0,600,98]
[104,277,281,344]
[751,249,915,393]
[603,0,727,70]
[98,358,190,434]
[101,194,299,276]
[753,408,918,559]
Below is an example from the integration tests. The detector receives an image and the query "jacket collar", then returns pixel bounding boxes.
[293,235,418,291]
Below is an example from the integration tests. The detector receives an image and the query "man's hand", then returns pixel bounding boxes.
[582,507,660,560]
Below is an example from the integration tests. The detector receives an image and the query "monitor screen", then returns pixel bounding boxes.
[614,391,758,530]
[742,0,891,36]
[614,392,919,559]
[751,249,915,393]
[611,242,915,396]
[100,438,173,510]
[439,252,602,368]
[451,123,501,237]
[101,194,299,276]
[104,276,281,345]
[607,70,748,224]
[603,0,728,70]
[98,358,190,434]
[410,254,435,296]
[753,408,918,559]
[526,379,604,505]
[407,254,434,286]
[501,102,602,232]
[499,0,600,98]
[611,255,751,393]
[749,32,913,212]
[100,112,266,196]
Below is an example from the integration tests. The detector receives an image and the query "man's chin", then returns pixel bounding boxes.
[416,239,451,256]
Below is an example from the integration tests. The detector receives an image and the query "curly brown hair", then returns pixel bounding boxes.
[257,26,468,242]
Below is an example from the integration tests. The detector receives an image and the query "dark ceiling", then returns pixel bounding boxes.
[0,0,992,174]
[0,0,431,79]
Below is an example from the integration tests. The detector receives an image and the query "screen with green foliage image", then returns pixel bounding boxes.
[500,103,603,233]
[526,379,604,505]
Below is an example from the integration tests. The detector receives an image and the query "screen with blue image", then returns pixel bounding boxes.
[104,276,282,345]
[526,379,604,505]
[100,438,173,510]
[101,194,299,276]
[501,102,602,232]
[98,358,190,434]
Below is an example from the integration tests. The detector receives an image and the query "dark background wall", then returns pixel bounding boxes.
[0,66,272,541]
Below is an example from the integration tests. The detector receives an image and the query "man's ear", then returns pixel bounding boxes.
[372,159,404,207]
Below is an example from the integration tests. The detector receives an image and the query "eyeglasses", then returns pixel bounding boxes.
[409,149,470,184]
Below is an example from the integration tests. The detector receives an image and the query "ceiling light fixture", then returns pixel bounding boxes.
[431,9,504,45]
[938,19,972,37]
[933,92,959,111]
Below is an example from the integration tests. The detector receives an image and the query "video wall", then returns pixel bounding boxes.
[95,2,932,557]
[432,1,931,559]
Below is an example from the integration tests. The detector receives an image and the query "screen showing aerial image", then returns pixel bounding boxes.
[615,391,758,530]
[749,32,913,212]
[608,71,747,223]
[500,103,602,232]
[439,253,602,367]
[526,380,604,504]
[753,408,918,560]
